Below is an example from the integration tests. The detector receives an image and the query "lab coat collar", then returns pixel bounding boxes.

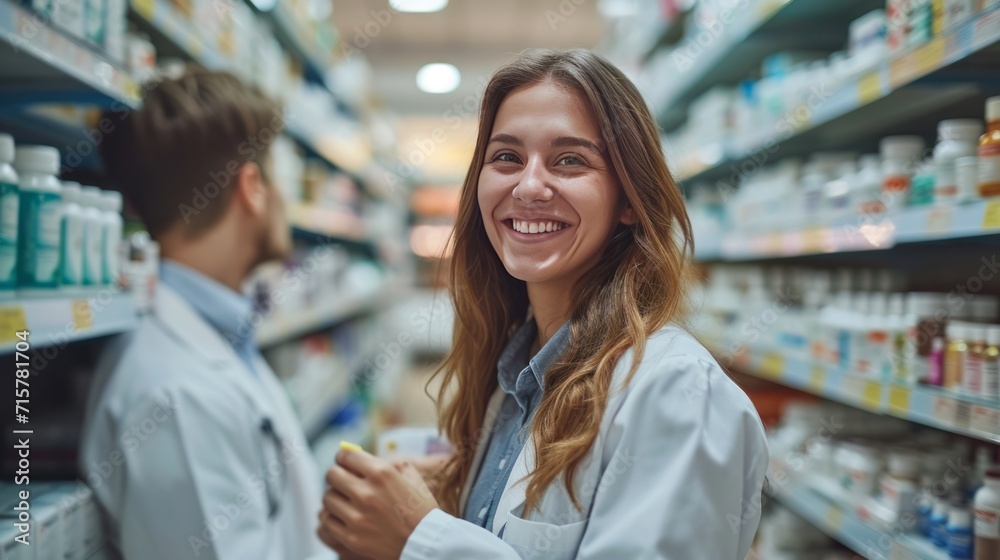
[152,283,247,367]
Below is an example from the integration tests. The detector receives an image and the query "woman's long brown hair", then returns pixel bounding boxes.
[433,49,695,516]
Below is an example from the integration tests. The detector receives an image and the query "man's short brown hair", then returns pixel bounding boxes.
[102,66,283,239]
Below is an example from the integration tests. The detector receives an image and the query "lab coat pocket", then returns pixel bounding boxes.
[502,512,587,560]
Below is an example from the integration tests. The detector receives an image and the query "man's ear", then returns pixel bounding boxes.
[233,162,267,217]
[620,204,637,225]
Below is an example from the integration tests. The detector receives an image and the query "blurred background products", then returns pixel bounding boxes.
[1,0,1000,558]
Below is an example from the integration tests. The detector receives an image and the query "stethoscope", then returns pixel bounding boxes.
[259,417,287,519]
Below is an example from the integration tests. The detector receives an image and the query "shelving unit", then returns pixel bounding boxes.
[0,2,141,108]
[703,337,1000,444]
[675,2,1000,183]
[257,290,385,348]
[769,479,947,560]
[0,293,137,354]
[695,199,1000,261]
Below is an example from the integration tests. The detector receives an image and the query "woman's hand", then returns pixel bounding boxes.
[317,449,440,560]
[391,454,451,502]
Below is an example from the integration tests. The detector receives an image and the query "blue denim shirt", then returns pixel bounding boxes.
[463,319,571,532]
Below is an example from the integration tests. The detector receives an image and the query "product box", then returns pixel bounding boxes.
[52,0,86,40]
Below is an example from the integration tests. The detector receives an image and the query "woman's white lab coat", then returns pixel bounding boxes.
[401,325,768,560]
[79,285,332,560]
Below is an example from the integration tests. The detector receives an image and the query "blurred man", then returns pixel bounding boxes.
[80,67,331,560]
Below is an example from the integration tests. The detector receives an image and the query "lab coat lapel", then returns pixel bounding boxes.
[492,430,533,536]
[459,386,507,516]
[152,284,238,366]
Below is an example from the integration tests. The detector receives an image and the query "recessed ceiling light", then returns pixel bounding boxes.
[416,63,460,94]
[390,0,448,13]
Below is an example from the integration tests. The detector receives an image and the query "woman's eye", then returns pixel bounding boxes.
[557,155,585,166]
[494,153,520,164]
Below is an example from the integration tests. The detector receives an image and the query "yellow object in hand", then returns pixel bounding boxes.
[339,441,363,452]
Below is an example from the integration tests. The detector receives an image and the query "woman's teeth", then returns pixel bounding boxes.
[511,220,566,234]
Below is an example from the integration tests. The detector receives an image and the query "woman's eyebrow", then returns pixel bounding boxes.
[551,136,603,154]
[487,133,522,146]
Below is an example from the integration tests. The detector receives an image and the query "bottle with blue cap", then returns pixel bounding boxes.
[14,145,62,291]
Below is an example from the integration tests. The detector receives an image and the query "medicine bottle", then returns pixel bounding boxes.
[944,322,969,392]
[14,146,62,291]
[80,187,105,287]
[881,135,926,209]
[979,96,1000,197]
[101,190,123,286]
[984,327,1000,401]
[60,182,85,289]
[935,119,984,204]
[964,325,987,397]
[975,470,1000,560]
[0,134,18,295]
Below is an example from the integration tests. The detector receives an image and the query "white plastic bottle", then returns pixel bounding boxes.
[865,293,892,380]
[60,182,85,290]
[935,119,985,205]
[852,154,885,216]
[975,470,1000,560]
[14,146,62,291]
[881,135,926,210]
[0,134,18,296]
[849,292,872,375]
[100,190,124,287]
[80,187,105,287]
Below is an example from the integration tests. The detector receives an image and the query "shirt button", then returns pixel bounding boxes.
[498,458,507,470]
[478,507,488,520]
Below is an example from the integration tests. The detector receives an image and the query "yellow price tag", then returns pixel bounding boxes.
[888,385,912,414]
[927,206,952,233]
[72,299,94,332]
[801,228,826,253]
[862,381,882,410]
[0,306,28,343]
[857,72,882,105]
[761,353,784,379]
[808,365,826,393]
[983,200,1000,230]
[130,0,155,21]
[825,504,844,530]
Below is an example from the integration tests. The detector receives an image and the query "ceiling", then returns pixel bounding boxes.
[331,0,607,116]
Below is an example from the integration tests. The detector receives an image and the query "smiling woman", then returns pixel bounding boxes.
[318,49,768,560]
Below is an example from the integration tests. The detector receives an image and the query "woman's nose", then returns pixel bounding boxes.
[511,158,553,203]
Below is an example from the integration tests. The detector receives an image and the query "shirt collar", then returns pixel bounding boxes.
[159,260,256,345]
[496,318,571,397]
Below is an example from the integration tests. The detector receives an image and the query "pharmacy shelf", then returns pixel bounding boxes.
[299,349,377,442]
[694,199,1000,262]
[676,2,1000,182]
[770,479,947,560]
[127,0,231,70]
[0,2,141,108]
[705,338,1000,444]
[265,4,334,88]
[655,0,884,131]
[0,292,137,354]
[257,290,384,348]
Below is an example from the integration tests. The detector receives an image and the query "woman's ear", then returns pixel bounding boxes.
[620,205,637,225]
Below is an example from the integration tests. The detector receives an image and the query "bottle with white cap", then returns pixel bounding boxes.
[14,146,62,291]
[100,190,123,286]
[0,134,18,295]
[60,181,85,289]
[80,187,105,287]
[934,119,985,205]
[881,135,926,210]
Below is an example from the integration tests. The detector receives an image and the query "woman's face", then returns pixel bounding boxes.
[478,80,632,289]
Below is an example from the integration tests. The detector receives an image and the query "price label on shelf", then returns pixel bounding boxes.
[933,396,959,428]
[761,352,784,379]
[888,385,912,415]
[857,72,882,105]
[862,381,882,409]
[808,365,826,393]
[983,200,1000,230]
[926,206,952,234]
[131,0,156,20]
[971,405,1000,437]
[0,306,28,343]
[890,36,945,88]
[825,504,844,531]
[72,299,93,332]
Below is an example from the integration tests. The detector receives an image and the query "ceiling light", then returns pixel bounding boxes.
[416,63,460,94]
[390,0,448,13]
